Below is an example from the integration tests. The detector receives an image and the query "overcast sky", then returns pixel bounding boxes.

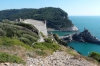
[1,0,100,16]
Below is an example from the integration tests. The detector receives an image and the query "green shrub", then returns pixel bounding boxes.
[0,28,6,36]
[44,38,52,43]
[0,22,39,39]
[53,34,59,41]
[0,52,25,64]
[19,37,32,46]
[53,34,68,46]
[88,52,100,62]
[0,37,32,50]
[15,22,38,33]
[22,34,38,42]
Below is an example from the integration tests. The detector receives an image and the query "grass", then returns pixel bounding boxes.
[0,22,39,45]
[33,42,60,56]
[33,42,60,51]
[0,52,25,64]
[0,37,32,50]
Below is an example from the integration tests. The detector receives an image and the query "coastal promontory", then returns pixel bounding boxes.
[61,28,100,44]
[0,7,78,31]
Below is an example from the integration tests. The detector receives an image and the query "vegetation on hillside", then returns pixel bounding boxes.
[0,20,63,64]
[89,52,100,63]
[0,7,73,29]
[53,34,67,46]
[0,20,98,65]
[0,52,25,64]
[0,20,39,46]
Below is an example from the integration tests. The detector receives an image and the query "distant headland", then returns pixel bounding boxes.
[0,7,78,32]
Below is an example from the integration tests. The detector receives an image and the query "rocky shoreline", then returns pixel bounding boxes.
[61,28,100,44]
[47,26,78,32]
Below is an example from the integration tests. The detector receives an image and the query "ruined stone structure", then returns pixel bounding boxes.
[22,19,48,36]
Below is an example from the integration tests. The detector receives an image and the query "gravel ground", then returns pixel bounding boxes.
[25,51,97,66]
[0,51,97,66]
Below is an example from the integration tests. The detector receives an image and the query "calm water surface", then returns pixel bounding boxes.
[52,16,100,56]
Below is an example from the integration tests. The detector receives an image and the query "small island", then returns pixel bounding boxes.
[61,28,100,44]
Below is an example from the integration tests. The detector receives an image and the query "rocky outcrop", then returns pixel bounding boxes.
[61,28,100,44]
[64,26,78,32]
[48,26,78,32]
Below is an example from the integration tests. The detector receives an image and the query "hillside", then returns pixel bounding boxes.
[0,20,39,45]
[0,7,77,31]
[0,20,98,66]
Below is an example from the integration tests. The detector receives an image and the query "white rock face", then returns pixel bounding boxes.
[22,19,48,36]
[66,26,78,31]
[71,26,78,31]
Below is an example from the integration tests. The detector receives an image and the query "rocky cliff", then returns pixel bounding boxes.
[61,28,100,44]
[60,26,78,31]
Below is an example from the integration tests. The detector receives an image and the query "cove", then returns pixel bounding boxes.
[51,16,100,56]
[68,42,100,56]
[52,31,100,56]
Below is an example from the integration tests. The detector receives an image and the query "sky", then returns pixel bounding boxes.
[0,0,100,16]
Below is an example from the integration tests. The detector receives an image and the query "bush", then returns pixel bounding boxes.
[53,34,68,46]
[44,38,52,43]
[0,37,32,50]
[15,22,38,33]
[88,52,100,62]
[0,28,6,36]
[0,52,25,64]
[19,37,32,46]
[53,34,59,41]
[22,34,38,42]
[0,22,39,39]
[0,22,39,46]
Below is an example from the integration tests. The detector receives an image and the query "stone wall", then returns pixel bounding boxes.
[22,19,48,36]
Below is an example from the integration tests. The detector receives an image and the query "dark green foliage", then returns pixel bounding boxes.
[53,34,60,41]
[88,52,100,62]
[0,21,39,46]
[0,37,32,50]
[44,38,52,43]
[22,34,38,42]
[53,34,68,46]
[0,28,6,36]
[15,22,38,34]
[19,37,32,46]
[0,52,25,64]
[0,7,73,29]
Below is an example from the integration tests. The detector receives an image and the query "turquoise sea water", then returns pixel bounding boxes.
[52,16,100,56]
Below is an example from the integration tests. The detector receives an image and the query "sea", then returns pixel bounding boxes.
[52,16,100,56]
